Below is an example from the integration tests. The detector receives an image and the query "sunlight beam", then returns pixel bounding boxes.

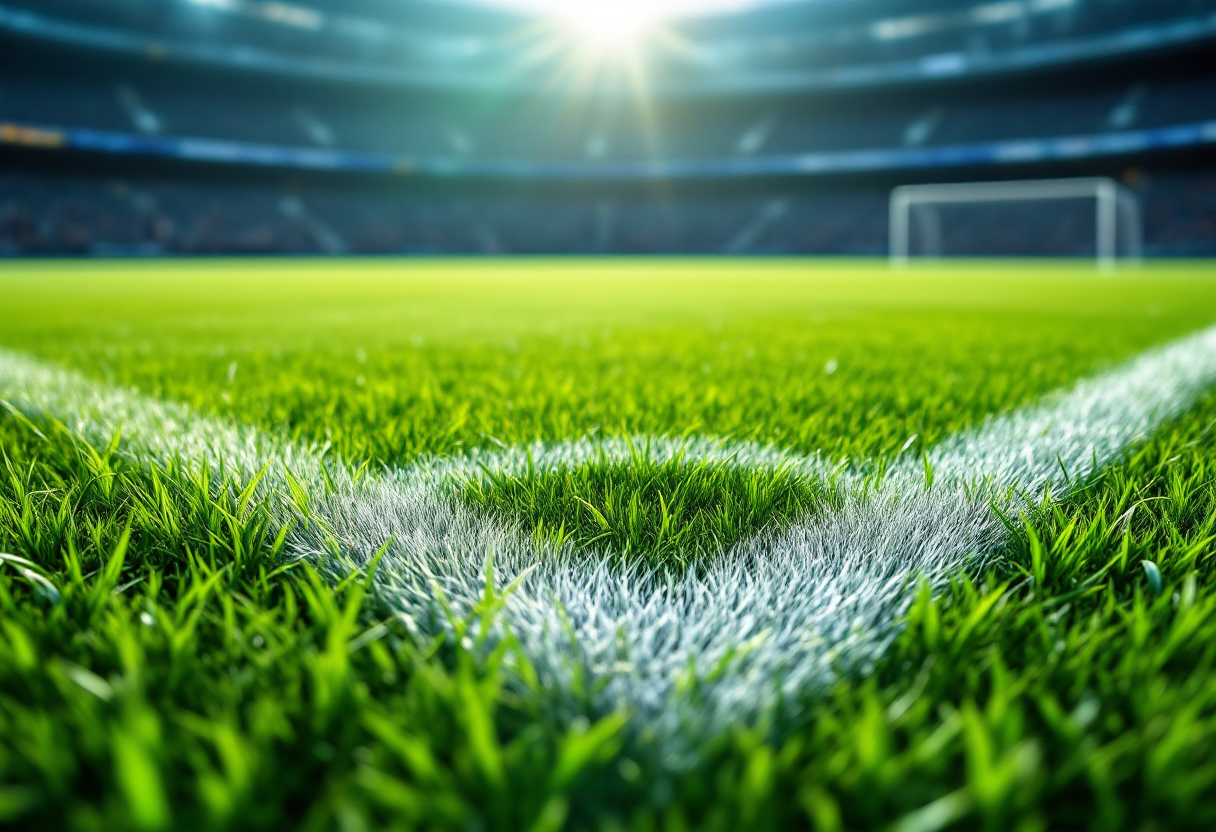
[554,1,661,50]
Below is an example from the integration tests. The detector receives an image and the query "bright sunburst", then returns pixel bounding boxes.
[478,0,783,50]
[554,1,659,49]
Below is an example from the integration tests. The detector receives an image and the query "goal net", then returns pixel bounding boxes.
[889,177,1142,268]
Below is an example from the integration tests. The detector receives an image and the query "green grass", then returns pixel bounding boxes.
[460,444,829,574]
[2,258,1216,831]
[4,259,1214,463]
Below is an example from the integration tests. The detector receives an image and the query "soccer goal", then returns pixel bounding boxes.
[889,177,1142,269]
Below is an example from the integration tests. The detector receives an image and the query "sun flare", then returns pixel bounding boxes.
[554,1,662,49]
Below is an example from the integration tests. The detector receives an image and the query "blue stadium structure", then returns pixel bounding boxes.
[2,0,1214,255]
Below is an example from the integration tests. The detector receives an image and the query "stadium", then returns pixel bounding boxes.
[2,0,1216,830]
[3,0,1215,255]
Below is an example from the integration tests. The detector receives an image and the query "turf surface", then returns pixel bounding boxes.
[460,444,829,575]
[2,258,1216,830]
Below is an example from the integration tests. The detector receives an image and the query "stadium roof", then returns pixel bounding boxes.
[4,0,1214,94]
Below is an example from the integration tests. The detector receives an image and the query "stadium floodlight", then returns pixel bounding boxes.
[889,177,1143,270]
[556,1,658,47]
[477,0,792,49]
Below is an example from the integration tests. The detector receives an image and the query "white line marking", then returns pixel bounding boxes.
[3,324,1216,745]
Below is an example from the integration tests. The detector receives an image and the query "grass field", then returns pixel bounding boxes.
[3,258,1216,831]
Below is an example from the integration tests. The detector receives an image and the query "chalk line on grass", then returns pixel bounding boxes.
[3,323,1216,742]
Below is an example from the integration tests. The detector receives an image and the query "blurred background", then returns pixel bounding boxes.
[1,0,1213,258]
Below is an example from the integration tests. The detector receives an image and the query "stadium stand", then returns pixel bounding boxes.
[2,0,1214,256]
[4,168,1212,257]
[4,60,1215,160]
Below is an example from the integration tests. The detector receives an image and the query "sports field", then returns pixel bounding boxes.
[3,259,1216,830]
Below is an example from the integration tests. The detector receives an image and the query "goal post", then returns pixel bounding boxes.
[889,177,1143,269]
